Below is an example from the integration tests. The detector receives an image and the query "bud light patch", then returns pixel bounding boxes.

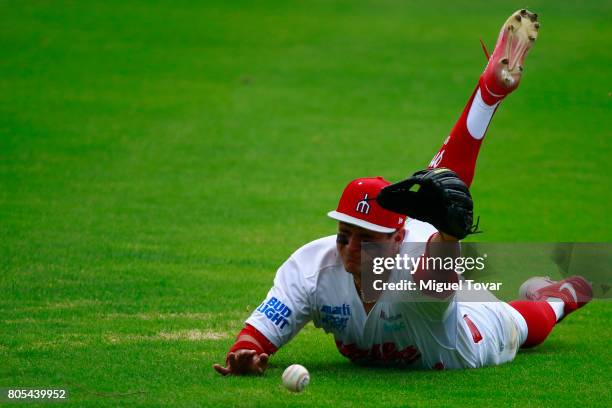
[256,297,292,329]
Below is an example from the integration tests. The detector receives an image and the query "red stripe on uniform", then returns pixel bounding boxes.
[463,314,483,343]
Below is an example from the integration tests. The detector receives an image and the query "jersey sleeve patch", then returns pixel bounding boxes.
[255,297,292,330]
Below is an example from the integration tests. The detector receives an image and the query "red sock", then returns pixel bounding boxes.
[509,300,557,348]
[428,85,500,187]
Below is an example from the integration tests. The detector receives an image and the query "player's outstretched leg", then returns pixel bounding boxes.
[479,9,540,105]
[428,9,539,186]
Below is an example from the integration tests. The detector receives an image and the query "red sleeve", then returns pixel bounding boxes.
[228,324,278,356]
[411,233,460,299]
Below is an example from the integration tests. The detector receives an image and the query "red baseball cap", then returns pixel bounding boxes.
[327,176,407,233]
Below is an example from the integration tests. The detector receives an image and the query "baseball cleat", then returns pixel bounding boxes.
[479,9,539,104]
[519,276,593,320]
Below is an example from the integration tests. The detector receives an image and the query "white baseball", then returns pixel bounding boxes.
[282,364,310,392]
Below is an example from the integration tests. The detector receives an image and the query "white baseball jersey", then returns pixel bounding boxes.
[246,219,522,369]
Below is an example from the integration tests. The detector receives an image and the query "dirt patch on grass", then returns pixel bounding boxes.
[105,329,229,344]
[22,334,94,351]
[157,329,227,341]
[2,317,39,324]
[104,312,215,321]
[11,299,109,312]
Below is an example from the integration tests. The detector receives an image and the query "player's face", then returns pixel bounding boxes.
[336,222,404,277]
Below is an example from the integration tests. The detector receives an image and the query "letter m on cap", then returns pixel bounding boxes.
[355,194,370,214]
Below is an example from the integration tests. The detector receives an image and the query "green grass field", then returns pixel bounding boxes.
[1,0,611,406]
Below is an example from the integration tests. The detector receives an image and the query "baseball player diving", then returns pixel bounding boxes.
[213,9,593,374]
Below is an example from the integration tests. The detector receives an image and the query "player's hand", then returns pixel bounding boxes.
[213,349,269,376]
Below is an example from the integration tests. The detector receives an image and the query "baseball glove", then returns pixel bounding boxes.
[376,168,480,240]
